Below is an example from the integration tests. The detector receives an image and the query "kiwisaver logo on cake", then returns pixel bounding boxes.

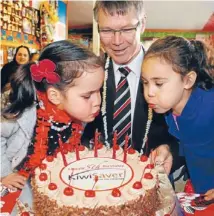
[60,157,134,191]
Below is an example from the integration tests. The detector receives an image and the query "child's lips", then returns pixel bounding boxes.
[93,110,100,117]
[148,104,156,109]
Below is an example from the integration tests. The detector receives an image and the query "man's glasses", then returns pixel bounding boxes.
[98,22,140,39]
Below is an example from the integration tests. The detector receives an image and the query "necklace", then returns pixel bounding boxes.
[101,56,153,154]
[18,92,83,177]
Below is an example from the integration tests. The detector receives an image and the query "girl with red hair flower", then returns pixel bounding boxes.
[1,40,104,215]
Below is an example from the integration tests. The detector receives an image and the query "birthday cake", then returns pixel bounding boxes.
[32,143,177,216]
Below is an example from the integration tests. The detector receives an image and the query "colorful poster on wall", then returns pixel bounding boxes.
[54,0,67,41]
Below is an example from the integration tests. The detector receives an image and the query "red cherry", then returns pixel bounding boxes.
[21,212,30,216]
[85,190,96,197]
[140,155,148,162]
[111,188,121,197]
[97,143,103,149]
[39,173,48,181]
[63,187,74,196]
[144,173,154,179]
[62,148,68,154]
[78,145,85,151]
[39,163,47,170]
[146,164,154,169]
[133,181,143,189]
[46,155,54,162]
[128,148,136,154]
[48,183,57,190]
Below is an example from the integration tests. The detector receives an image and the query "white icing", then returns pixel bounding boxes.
[107,194,125,205]
[43,158,57,168]
[60,193,77,205]
[34,147,164,208]
[45,186,59,198]
[79,147,89,157]
[83,196,98,208]
[97,145,108,156]
[127,151,139,160]
[128,186,145,196]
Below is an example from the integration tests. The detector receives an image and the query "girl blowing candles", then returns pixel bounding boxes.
[1,40,104,214]
[141,36,214,199]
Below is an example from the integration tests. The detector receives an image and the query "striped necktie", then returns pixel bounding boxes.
[113,66,131,146]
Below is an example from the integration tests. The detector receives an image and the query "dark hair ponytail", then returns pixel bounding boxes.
[190,40,214,89]
[2,63,36,119]
[144,36,214,90]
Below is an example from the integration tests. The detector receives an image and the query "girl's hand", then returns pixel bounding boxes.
[1,173,27,190]
[204,189,214,201]
[150,144,173,175]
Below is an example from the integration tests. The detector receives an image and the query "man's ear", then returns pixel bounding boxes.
[184,71,197,89]
[47,87,62,106]
[140,16,146,33]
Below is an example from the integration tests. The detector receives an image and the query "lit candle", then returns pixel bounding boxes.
[94,129,98,157]
[123,134,129,163]
[112,131,117,159]
[58,136,68,166]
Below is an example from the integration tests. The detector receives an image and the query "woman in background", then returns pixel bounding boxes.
[1,45,30,91]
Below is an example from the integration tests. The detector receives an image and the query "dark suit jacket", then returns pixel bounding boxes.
[82,57,183,173]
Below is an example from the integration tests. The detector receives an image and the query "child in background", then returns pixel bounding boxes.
[30,52,40,62]
[141,36,214,199]
[1,40,104,215]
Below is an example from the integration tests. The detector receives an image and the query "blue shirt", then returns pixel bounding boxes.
[165,87,214,193]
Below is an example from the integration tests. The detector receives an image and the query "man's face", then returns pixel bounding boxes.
[97,7,144,65]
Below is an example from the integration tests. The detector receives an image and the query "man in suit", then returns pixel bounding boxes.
[83,0,182,174]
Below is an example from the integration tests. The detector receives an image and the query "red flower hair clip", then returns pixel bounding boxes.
[30,59,60,84]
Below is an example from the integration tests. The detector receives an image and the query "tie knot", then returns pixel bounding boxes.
[118,66,131,77]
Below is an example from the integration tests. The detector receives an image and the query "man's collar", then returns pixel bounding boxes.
[112,46,144,76]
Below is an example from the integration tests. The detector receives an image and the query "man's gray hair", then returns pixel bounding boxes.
[94,1,145,22]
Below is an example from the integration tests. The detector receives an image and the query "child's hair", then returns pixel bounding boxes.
[3,40,104,119]
[144,36,214,90]
[13,45,31,62]
[30,52,40,62]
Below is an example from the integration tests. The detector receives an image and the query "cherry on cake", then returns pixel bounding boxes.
[32,142,176,216]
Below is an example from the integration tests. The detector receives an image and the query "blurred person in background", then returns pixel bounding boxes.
[1,45,30,91]
[30,52,40,62]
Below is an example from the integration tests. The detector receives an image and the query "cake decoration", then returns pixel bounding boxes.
[63,187,74,196]
[111,188,121,197]
[132,181,143,189]
[48,183,57,190]
[39,173,48,181]
[140,155,148,162]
